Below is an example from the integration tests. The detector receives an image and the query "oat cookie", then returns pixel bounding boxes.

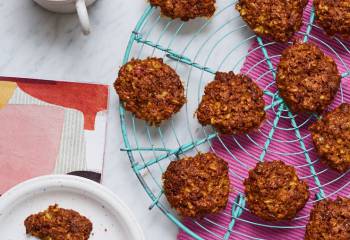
[309,103,350,173]
[244,160,309,221]
[24,204,93,240]
[276,42,341,113]
[115,58,186,125]
[197,72,266,135]
[163,152,230,218]
[150,0,216,21]
[314,0,350,40]
[236,0,307,42]
[305,197,350,240]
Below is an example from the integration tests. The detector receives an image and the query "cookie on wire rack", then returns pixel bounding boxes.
[305,197,350,240]
[314,0,350,40]
[163,152,230,218]
[196,72,266,135]
[149,0,216,21]
[115,57,186,126]
[309,103,350,173]
[235,0,307,42]
[276,41,341,113]
[244,160,309,221]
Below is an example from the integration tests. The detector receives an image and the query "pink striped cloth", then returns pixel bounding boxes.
[178,1,350,239]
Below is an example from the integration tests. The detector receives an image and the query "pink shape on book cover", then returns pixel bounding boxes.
[0,105,64,194]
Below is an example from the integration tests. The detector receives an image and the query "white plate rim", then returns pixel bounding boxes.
[0,174,145,240]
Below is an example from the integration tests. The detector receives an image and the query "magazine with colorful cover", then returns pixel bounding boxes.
[0,76,109,194]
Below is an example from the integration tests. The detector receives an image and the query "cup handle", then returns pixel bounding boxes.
[76,0,90,35]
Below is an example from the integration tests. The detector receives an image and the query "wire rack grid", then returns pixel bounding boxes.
[119,1,350,239]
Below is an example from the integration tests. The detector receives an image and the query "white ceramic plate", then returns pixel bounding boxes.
[0,175,144,240]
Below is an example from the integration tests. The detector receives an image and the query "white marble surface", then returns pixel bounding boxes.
[0,0,177,239]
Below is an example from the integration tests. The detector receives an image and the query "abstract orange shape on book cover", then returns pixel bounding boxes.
[14,79,108,130]
[0,105,64,193]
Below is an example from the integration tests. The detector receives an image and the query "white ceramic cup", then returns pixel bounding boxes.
[33,0,97,35]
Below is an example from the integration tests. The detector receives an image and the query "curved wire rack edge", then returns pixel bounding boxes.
[119,5,204,240]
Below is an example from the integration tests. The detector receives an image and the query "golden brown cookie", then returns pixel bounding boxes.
[244,160,309,221]
[314,0,350,40]
[24,204,93,240]
[150,0,216,21]
[236,0,307,42]
[163,152,230,218]
[196,72,266,135]
[305,197,350,240]
[115,58,186,125]
[309,103,350,173]
[276,42,341,113]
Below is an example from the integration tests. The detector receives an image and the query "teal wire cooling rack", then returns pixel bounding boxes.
[119,1,350,239]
